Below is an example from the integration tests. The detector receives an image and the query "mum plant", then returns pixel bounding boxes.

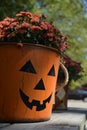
[0,11,69,55]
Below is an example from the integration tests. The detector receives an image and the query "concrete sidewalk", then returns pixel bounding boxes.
[68,99,87,109]
[68,99,87,130]
[0,99,87,130]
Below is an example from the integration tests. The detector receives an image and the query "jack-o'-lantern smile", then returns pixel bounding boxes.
[19,88,52,111]
[19,60,55,111]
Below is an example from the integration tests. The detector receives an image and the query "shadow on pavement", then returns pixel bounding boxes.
[53,107,87,118]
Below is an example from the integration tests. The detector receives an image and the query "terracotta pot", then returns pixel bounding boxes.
[0,42,60,122]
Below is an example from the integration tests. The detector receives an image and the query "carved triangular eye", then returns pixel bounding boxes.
[20,60,36,74]
[48,65,55,76]
[34,79,45,90]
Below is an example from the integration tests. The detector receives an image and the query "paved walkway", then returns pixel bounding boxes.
[68,99,87,109]
[68,99,87,130]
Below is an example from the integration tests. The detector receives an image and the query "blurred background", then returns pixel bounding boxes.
[0,0,87,93]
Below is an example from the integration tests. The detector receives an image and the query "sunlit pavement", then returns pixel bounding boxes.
[68,99,87,130]
[68,99,87,109]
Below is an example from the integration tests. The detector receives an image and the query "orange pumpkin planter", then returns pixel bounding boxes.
[0,43,60,122]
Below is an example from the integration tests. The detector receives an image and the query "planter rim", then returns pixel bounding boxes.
[0,42,60,55]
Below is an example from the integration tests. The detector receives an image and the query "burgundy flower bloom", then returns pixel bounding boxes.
[40,22,48,30]
[31,25,42,32]
[63,55,83,73]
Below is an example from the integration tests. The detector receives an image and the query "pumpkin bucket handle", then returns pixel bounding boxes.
[55,62,69,94]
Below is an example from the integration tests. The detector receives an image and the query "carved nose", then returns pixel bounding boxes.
[34,79,45,90]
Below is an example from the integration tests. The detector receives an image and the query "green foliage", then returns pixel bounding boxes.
[0,0,36,20]
[69,80,81,90]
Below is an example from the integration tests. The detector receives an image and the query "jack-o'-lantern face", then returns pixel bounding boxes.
[0,44,60,121]
[19,60,55,111]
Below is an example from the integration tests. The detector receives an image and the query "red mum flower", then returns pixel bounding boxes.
[0,24,3,29]
[31,25,42,32]
[21,22,30,28]
[40,22,48,30]
[16,12,33,21]
[47,33,54,37]
[30,16,40,23]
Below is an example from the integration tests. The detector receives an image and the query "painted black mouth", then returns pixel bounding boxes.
[19,89,52,111]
